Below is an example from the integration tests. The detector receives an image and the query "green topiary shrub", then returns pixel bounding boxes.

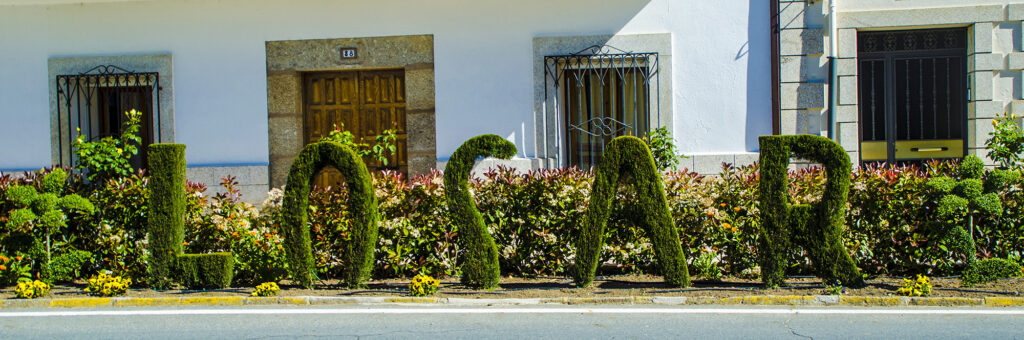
[928,155,1021,285]
[174,253,234,289]
[41,250,93,283]
[281,141,379,288]
[443,134,517,289]
[962,258,1022,286]
[2,168,94,269]
[148,144,236,289]
[147,144,187,288]
[984,169,1020,192]
[758,134,863,287]
[572,136,689,288]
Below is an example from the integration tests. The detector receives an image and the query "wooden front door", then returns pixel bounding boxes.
[304,70,408,188]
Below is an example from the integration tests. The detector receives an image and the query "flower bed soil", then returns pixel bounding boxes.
[3,275,1023,300]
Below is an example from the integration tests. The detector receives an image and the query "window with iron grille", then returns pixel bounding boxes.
[544,46,659,169]
[857,28,968,163]
[55,65,161,169]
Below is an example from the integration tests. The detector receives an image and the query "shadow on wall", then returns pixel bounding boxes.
[745,0,773,151]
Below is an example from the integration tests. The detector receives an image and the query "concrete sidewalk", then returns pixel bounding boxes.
[4,294,1024,309]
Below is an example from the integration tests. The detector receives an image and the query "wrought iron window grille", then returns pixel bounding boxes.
[856,28,968,164]
[543,45,659,169]
[55,65,161,167]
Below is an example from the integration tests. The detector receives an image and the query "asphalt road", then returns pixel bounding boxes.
[1,305,1023,339]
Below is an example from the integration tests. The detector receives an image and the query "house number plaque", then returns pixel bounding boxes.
[340,47,358,59]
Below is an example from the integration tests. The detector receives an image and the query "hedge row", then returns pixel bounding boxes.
[5,151,1024,286]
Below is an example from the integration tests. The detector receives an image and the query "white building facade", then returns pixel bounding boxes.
[1,0,1017,201]
[780,0,1024,166]
[0,0,772,200]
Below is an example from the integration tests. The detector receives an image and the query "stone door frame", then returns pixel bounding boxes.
[265,35,436,188]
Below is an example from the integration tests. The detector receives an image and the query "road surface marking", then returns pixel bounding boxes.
[2,308,1024,317]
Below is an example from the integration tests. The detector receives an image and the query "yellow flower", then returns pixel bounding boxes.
[722,223,731,229]
[0,265,6,271]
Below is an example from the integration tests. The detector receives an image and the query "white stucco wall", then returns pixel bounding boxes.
[0,0,771,170]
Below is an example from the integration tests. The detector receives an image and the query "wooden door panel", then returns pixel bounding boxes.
[304,70,409,187]
[305,108,326,142]
[394,76,405,103]
[307,78,323,105]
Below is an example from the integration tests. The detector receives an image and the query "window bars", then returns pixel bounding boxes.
[857,28,968,163]
[55,65,160,167]
[544,45,659,170]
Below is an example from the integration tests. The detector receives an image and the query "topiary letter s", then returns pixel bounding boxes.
[281,141,379,288]
[572,136,689,288]
[758,135,863,287]
[443,134,517,289]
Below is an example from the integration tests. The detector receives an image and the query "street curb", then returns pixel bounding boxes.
[2,295,1023,309]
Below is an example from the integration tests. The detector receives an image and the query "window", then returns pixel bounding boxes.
[857,28,968,163]
[56,65,160,168]
[545,46,658,169]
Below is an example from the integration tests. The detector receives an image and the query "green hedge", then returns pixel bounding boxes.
[572,136,689,288]
[930,155,1020,284]
[281,141,379,288]
[962,258,1022,286]
[758,135,862,287]
[443,134,517,289]
[147,144,187,288]
[175,253,234,289]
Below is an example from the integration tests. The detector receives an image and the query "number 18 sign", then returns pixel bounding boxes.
[340,47,358,60]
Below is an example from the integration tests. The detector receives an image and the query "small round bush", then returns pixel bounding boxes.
[955,179,984,199]
[959,155,985,179]
[38,168,68,194]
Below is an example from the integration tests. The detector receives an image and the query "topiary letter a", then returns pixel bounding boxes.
[281,141,379,288]
[443,134,517,289]
[572,136,689,288]
[758,135,863,287]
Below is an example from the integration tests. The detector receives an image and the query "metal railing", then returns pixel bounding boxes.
[56,65,160,167]
[544,45,659,169]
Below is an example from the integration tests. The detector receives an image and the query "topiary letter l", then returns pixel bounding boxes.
[758,135,863,287]
[443,134,517,289]
[572,136,689,288]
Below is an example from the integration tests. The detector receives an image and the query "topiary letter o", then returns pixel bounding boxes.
[572,136,689,288]
[443,134,517,289]
[758,135,863,287]
[281,141,379,288]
